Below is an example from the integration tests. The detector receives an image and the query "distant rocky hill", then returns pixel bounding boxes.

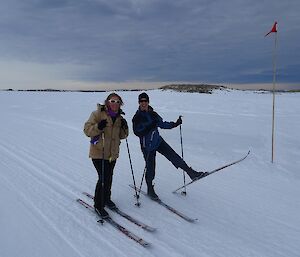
[160,84,226,94]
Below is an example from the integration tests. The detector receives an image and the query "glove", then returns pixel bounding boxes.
[97,120,107,130]
[173,116,182,127]
[90,135,100,145]
[121,118,128,129]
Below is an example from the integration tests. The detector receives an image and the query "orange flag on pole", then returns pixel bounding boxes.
[264,21,279,163]
[265,22,277,37]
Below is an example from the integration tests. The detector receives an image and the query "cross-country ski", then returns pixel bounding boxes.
[172,150,250,193]
[129,185,197,222]
[82,192,156,232]
[77,198,151,247]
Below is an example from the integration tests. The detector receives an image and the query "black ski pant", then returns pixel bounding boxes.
[142,138,190,186]
[92,159,116,210]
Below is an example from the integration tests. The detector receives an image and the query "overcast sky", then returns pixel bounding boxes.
[0,0,299,89]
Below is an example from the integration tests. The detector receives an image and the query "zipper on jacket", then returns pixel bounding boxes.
[108,115,119,162]
[109,118,113,161]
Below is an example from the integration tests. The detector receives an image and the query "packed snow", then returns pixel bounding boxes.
[0,89,299,257]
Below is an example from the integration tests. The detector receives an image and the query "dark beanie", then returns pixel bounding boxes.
[138,92,149,102]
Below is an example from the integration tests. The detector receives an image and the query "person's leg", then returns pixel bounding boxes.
[156,139,189,170]
[157,139,207,180]
[104,160,116,208]
[142,148,159,199]
[92,159,103,209]
[142,148,156,186]
[92,159,109,217]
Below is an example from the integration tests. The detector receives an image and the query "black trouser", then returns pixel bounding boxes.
[92,159,116,210]
[142,138,190,186]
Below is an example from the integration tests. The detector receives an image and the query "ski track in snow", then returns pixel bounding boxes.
[1,90,300,257]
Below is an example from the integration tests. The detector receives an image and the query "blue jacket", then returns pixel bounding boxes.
[132,106,176,152]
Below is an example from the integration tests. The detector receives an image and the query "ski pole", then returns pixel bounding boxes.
[137,156,149,200]
[120,120,141,207]
[179,117,187,196]
[100,132,105,223]
[125,136,141,207]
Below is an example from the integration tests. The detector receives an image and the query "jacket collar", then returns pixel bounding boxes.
[138,105,154,113]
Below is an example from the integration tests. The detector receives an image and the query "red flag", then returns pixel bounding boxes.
[265,22,277,37]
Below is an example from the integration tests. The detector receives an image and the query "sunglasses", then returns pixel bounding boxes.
[139,99,148,103]
[108,99,121,104]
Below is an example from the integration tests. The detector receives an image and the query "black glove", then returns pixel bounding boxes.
[173,116,182,127]
[121,118,128,129]
[97,120,107,130]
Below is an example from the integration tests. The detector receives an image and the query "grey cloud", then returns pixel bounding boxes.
[0,0,299,84]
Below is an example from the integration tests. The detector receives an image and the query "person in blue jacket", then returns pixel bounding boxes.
[132,92,207,200]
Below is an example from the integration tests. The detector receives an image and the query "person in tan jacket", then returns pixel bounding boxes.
[84,93,129,217]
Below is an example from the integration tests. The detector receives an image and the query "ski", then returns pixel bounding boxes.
[82,192,156,232]
[129,185,196,223]
[173,150,251,193]
[76,198,151,247]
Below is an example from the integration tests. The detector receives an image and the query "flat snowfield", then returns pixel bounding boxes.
[0,90,299,257]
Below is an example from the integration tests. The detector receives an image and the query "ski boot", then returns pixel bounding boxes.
[147,184,159,200]
[186,167,209,181]
[95,206,109,218]
[105,199,117,210]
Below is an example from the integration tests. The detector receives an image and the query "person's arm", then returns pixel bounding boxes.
[156,113,181,129]
[83,111,106,137]
[120,118,129,139]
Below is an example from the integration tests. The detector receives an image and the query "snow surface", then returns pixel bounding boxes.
[0,90,299,257]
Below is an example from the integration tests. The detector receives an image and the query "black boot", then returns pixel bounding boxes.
[95,206,109,218]
[105,199,117,209]
[147,184,159,200]
[186,167,208,181]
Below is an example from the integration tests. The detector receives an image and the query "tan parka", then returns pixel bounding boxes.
[83,104,129,160]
